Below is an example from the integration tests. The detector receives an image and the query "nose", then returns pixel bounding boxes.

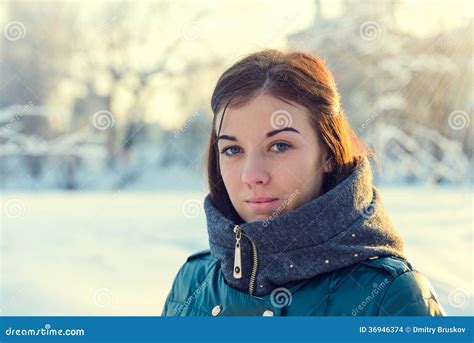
[241,153,270,186]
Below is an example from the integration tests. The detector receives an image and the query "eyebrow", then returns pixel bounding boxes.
[217,127,301,142]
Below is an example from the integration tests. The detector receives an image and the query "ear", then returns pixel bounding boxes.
[321,152,333,173]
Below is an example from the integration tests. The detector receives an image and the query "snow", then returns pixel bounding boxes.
[1,186,472,316]
[368,123,470,185]
[381,185,473,316]
[1,191,208,316]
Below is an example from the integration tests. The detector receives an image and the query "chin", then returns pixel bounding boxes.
[245,214,271,223]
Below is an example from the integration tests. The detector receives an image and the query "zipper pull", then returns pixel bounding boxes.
[233,225,242,279]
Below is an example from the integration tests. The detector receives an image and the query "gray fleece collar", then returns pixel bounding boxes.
[204,157,405,297]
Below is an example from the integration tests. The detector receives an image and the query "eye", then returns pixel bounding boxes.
[220,146,241,157]
[270,142,291,154]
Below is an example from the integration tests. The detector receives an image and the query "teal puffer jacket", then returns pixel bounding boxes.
[162,249,445,316]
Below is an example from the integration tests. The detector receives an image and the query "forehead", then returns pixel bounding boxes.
[215,93,311,134]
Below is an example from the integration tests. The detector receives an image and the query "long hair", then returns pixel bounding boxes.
[206,49,372,222]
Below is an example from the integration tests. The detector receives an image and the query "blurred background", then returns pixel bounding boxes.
[0,0,472,316]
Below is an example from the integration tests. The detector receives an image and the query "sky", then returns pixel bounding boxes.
[0,0,471,129]
[149,0,472,129]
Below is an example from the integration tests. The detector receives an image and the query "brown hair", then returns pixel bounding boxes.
[206,49,372,222]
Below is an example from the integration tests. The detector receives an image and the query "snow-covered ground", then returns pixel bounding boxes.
[0,186,472,316]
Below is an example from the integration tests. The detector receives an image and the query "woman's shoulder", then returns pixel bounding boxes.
[358,255,414,277]
[364,256,445,315]
[180,248,218,275]
[169,250,218,292]
[326,255,416,289]
[325,255,446,316]
[357,255,439,297]
[185,248,214,262]
[162,249,219,316]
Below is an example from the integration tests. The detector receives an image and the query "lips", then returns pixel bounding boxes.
[245,197,279,203]
[245,197,280,212]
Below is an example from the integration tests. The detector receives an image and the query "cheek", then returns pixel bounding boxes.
[220,161,241,191]
[277,150,315,179]
[279,149,323,192]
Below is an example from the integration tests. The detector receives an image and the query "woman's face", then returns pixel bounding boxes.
[215,92,331,223]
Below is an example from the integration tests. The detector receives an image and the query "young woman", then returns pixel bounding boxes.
[162,49,445,316]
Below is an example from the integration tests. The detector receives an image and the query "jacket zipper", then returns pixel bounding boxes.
[232,225,259,296]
